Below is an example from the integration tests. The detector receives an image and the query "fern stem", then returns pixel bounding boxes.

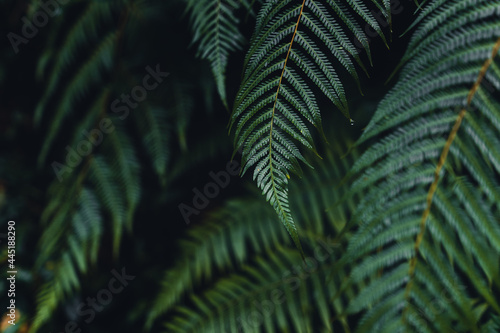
[267,0,307,258]
[402,37,500,326]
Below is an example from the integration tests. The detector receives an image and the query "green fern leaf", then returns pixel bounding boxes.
[344,1,500,331]
[89,155,127,256]
[231,0,387,254]
[32,187,103,332]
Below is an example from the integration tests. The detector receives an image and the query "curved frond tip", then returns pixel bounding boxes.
[231,0,387,253]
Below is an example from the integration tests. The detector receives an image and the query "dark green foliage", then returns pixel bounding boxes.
[230,0,389,254]
[0,0,499,332]
[344,0,500,331]
[186,0,253,108]
[147,141,360,332]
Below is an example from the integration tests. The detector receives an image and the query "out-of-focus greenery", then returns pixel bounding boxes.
[1,0,499,332]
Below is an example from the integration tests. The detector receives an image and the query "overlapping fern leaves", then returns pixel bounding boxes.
[13,0,500,331]
[230,0,388,254]
[33,185,103,332]
[146,142,360,332]
[31,3,127,330]
[342,1,500,331]
[29,2,179,331]
[34,1,118,166]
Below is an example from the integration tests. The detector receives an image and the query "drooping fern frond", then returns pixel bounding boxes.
[343,1,500,331]
[231,0,388,253]
[185,0,252,108]
[32,186,103,332]
[146,140,360,331]
[35,1,120,166]
[31,121,143,331]
[28,2,184,330]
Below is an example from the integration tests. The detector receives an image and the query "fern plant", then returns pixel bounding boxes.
[25,1,196,331]
[342,0,500,331]
[2,0,500,332]
[230,0,388,253]
[146,140,360,332]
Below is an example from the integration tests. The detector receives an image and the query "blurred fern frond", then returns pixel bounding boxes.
[146,140,360,332]
[230,0,388,255]
[27,2,193,331]
[343,1,500,331]
[185,0,253,108]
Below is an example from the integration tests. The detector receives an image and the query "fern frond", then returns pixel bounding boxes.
[89,154,127,255]
[32,128,142,330]
[35,0,120,166]
[344,1,500,331]
[164,246,339,333]
[146,140,358,331]
[34,1,115,118]
[107,122,141,232]
[32,257,78,333]
[231,0,388,253]
[134,106,170,185]
[186,0,252,108]
[32,187,103,332]
[31,7,146,324]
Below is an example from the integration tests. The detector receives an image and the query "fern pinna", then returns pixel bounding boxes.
[343,0,500,331]
[230,0,388,254]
